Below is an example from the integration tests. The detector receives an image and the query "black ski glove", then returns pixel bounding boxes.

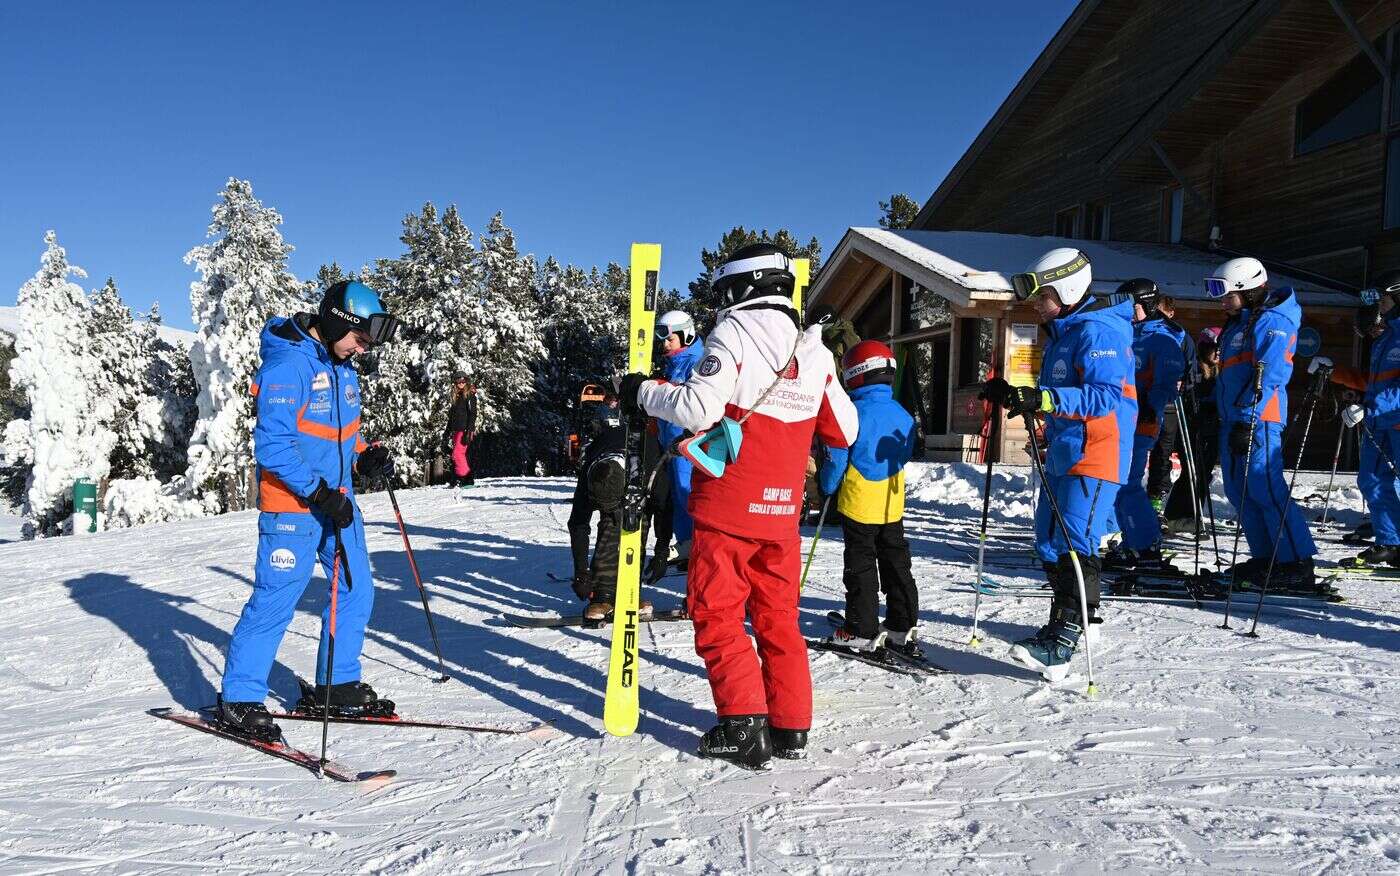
[616,372,648,416]
[1228,422,1252,456]
[356,443,395,482]
[979,378,1046,416]
[978,377,1015,407]
[1137,404,1155,425]
[308,479,354,529]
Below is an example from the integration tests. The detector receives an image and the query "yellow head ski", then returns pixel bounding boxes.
[603,242,661,737]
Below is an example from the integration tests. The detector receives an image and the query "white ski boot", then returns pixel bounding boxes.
[825,627,886,654]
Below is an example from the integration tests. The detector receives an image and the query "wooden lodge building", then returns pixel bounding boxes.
[807,0,1400,466]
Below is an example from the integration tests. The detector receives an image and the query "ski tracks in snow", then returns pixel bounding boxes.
[0,467,1398,872]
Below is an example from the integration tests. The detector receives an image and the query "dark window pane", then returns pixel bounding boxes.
[1086,202,1110,240]
[1054,206,1080,238]
[957,318,993,388]
[1384,135,1400,229]
[1297,50,1382,155]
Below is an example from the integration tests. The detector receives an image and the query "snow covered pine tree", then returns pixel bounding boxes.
[8,232,115,538]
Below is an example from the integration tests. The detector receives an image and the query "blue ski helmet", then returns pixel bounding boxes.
[318,280,399,348]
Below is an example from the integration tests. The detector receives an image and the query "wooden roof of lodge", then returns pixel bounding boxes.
[809,228,1360,313]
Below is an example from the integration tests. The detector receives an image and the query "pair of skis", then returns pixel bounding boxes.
[806,612,949,678]
[151,705,547,783]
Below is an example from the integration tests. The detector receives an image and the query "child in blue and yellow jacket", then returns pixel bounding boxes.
[818,340,921,656]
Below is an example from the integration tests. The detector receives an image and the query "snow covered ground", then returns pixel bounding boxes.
[0,511,22,545]
[1,463,1397,873]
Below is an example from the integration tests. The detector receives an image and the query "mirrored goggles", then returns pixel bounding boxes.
[1360,287,1381,305]
[1204,277,1231,298]
[365,313,400,345]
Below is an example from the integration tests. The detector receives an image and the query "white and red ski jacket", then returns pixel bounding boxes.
[637,295,859,540]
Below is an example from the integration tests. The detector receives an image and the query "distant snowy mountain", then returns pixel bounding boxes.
[0,304,196,348]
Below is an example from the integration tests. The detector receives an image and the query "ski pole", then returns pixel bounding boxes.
[1221,364,1265,630]
[320,525,349,773]
[1245,370,1326,636]
[969,395,1003,647]
[798,494,832,592]
[384,479,450,683]
[1022,411,1097,697]
[1318,416,1346,528]
[1183,384,1224,564]
[1171,401,1204,609]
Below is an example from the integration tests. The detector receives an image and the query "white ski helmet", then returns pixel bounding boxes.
[1206,257,1267,298]
[1012,247,1093,307]
[656,310,696,346]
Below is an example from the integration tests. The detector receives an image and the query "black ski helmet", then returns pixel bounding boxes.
[586,452,626,510]
[1116,278,1159,315]
[712,243,796,306]
[317,280,399,349]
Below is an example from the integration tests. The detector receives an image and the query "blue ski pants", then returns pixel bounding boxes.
[1358,424,1400,547]
[221,509,376,703]
[1114,433,1161,551]
[671,454,695,545]
[1219,420,1316,563]
[1035,473,1121,564]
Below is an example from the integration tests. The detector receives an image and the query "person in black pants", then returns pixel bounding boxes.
[1164,331,1221,534]
[565,419,669,619]
[1146,401,1181,506]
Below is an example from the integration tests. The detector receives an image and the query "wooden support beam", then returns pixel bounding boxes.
[1327,0,1389,81]
[1149,138,1210,213]
[1098,0,1283,174]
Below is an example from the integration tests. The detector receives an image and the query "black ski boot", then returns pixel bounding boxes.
[296,679,396,718]
[697,715,772,770]
[1223,557,1262,587]
[1346,544,1400,568]
[1342,522,1373,545]
[771,727,808,760]
[1101,545,1136,572]
[1264,558,1317,595]
[215,696,281,742]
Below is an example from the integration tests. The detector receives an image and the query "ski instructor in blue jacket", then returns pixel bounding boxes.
[217,280,400,740]
[1209,256,1318,592]
[982,247,1136,681]
[1110,278,1188,568]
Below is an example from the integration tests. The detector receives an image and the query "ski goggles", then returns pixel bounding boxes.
[363,312,401,346]
[1009,252,1090,301]
[1204,276,1234,298]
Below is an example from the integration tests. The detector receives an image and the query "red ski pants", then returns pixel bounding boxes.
[689,525,810,730]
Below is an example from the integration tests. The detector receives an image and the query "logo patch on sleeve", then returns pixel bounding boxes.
[698,355,722,377]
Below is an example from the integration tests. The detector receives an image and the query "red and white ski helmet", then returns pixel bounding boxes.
[842,339,898,389]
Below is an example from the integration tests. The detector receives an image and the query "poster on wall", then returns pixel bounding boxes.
[1008,322,1041,388]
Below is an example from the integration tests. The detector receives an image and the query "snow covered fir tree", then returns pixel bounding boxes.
[4,232,116,537]
[0,180,826,538]
[178,178,310,514]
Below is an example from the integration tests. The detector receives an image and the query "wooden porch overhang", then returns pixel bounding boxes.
[808,228,1361,316]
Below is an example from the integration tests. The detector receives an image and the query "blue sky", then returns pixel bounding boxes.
[0,1,1077,329]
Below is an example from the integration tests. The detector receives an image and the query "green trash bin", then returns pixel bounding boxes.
[74,478,98,534]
